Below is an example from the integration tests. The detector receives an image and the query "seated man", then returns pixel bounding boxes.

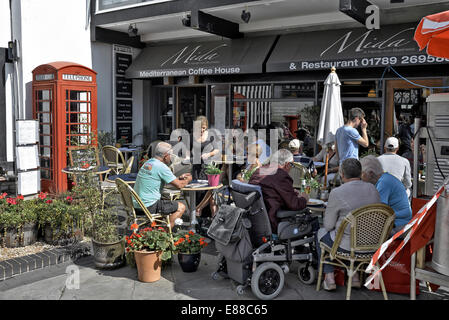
[134,142,192,228]
[249,149,309,232]
[360,155,412,234]
[316,158,380,291]
[290,139,316,176]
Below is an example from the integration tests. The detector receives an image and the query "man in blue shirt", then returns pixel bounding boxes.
[335,108,369,164]
[134,142,192,228]
[360,155,412,233]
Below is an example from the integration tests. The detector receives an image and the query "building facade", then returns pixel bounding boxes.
[2,0,449,193]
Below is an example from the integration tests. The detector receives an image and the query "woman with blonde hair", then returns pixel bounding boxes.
[191,115,220,219]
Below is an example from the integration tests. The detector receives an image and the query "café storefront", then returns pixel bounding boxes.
[125,22,449,151]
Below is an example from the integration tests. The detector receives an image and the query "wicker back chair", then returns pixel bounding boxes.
[122,156,134,174]
[115,178,173,239]
[289,162,311,189]
[102,145,126,175]
[316,203,395,300]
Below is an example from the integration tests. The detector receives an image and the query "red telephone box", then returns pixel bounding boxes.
[32,62,97,193]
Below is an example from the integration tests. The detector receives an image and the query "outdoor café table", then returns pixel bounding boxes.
[307,198,327,224]
[181,181,223,231]
[62,166,110,182]
[106,173,138,185]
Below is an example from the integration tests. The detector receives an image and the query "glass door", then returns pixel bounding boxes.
[65,89,94,165]
[35,88,54,181]
[176,86,206,133]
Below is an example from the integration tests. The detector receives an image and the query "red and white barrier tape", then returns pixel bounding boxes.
[364,183,446,289]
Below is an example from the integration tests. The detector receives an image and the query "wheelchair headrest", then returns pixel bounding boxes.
[231,179,263,197]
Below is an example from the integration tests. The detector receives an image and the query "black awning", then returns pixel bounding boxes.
[266,23,442,73]
[125,36,276,79]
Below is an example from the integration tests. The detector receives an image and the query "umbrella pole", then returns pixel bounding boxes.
[323,150,329,189]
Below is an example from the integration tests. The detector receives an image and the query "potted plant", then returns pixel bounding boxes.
[37,194,84,245]
[173,230,208,273]
[126,222,176,282]
[0,193,38,248]
[204,162,222,186]
[115,137,127,149]
[307,178,322,199]
[71,168,126,269]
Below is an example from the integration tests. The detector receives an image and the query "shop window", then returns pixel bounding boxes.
[273,83,315,99]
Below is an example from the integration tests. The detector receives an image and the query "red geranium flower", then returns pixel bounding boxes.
[0,192,7,199]
[151,221,157,227]
[17,195,24,200]
[7,198,17,205]
[66,196,73,203]
[262,237,268,243]
[46,199,53,204]
[130,223,139,231]
[38,192,47,200]
[188,231,194,236]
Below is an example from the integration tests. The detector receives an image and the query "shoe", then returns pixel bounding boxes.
[322,277,337,291]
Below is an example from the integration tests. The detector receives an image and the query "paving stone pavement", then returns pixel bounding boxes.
[1,241,448,301]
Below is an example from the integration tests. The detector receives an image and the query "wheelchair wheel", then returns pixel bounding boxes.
[297,262,317,285]
[251,262,284,300]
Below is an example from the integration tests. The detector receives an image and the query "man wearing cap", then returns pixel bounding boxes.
[134,141,192,228]
[377,137,412,197]
[335,108,369,163]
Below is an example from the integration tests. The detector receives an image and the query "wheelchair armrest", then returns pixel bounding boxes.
[276,208,310,219]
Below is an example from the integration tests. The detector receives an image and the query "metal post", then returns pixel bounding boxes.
[410,252,417,300]
[413,117,421,198]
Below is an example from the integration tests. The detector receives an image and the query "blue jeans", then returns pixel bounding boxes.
[315,231,351,274]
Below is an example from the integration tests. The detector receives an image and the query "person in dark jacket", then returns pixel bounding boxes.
[249,149,309,232]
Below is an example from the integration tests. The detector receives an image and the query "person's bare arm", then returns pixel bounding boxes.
[170,173,192,189]
[357,119,369,147]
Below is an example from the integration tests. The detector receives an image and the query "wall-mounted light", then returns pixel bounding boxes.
[128,23,138,37]
[241,9,251,23]
[181,14,191,27]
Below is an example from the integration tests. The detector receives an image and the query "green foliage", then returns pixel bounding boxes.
[126,225,176,261]
[240,166,258,182]
[361,148,379,158]
[91,207,121,243]
[97,130,115,149]
[307,177,323,190]
[173,230,208,254]
[204,162,222,175]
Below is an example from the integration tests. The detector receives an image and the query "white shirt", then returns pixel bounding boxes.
[377,153,412,191]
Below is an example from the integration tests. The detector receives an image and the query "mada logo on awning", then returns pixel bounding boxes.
[139,43,241,77]
[161,44,227,66]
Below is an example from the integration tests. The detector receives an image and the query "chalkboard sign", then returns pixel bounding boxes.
[116,53,132,75]
[116,100,133,121]
[68,147,99,167]
[116,123,133,144]
[116,76,132,98]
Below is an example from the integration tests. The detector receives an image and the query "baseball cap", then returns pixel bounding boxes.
[385,137,399,149]
[288,139,302,150]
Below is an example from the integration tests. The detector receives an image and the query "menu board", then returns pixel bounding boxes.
[116,99,133,121]
[16,145,39,170]
[16,120,39,145]
[116,123,133,144]
[114,45,133,144]
[18,171,40,196]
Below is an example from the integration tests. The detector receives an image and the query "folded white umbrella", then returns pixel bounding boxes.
[317,67,344,147]
[317,67,344,189]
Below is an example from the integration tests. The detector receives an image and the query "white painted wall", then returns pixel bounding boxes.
[92,42,113,133]
[0,0,11,47]
[13,0,92,119]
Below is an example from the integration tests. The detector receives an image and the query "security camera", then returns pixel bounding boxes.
[128,24,138,37]
[241,10,251,23]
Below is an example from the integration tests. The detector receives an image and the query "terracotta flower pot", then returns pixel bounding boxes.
[207,174,220,186]
[134,250,163,282]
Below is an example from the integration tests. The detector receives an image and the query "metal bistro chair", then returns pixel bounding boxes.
[289,162,311,189]
[100,156,135,208]
[115,178,173,242]
[102,145,126,176]
[316,203,395,300]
